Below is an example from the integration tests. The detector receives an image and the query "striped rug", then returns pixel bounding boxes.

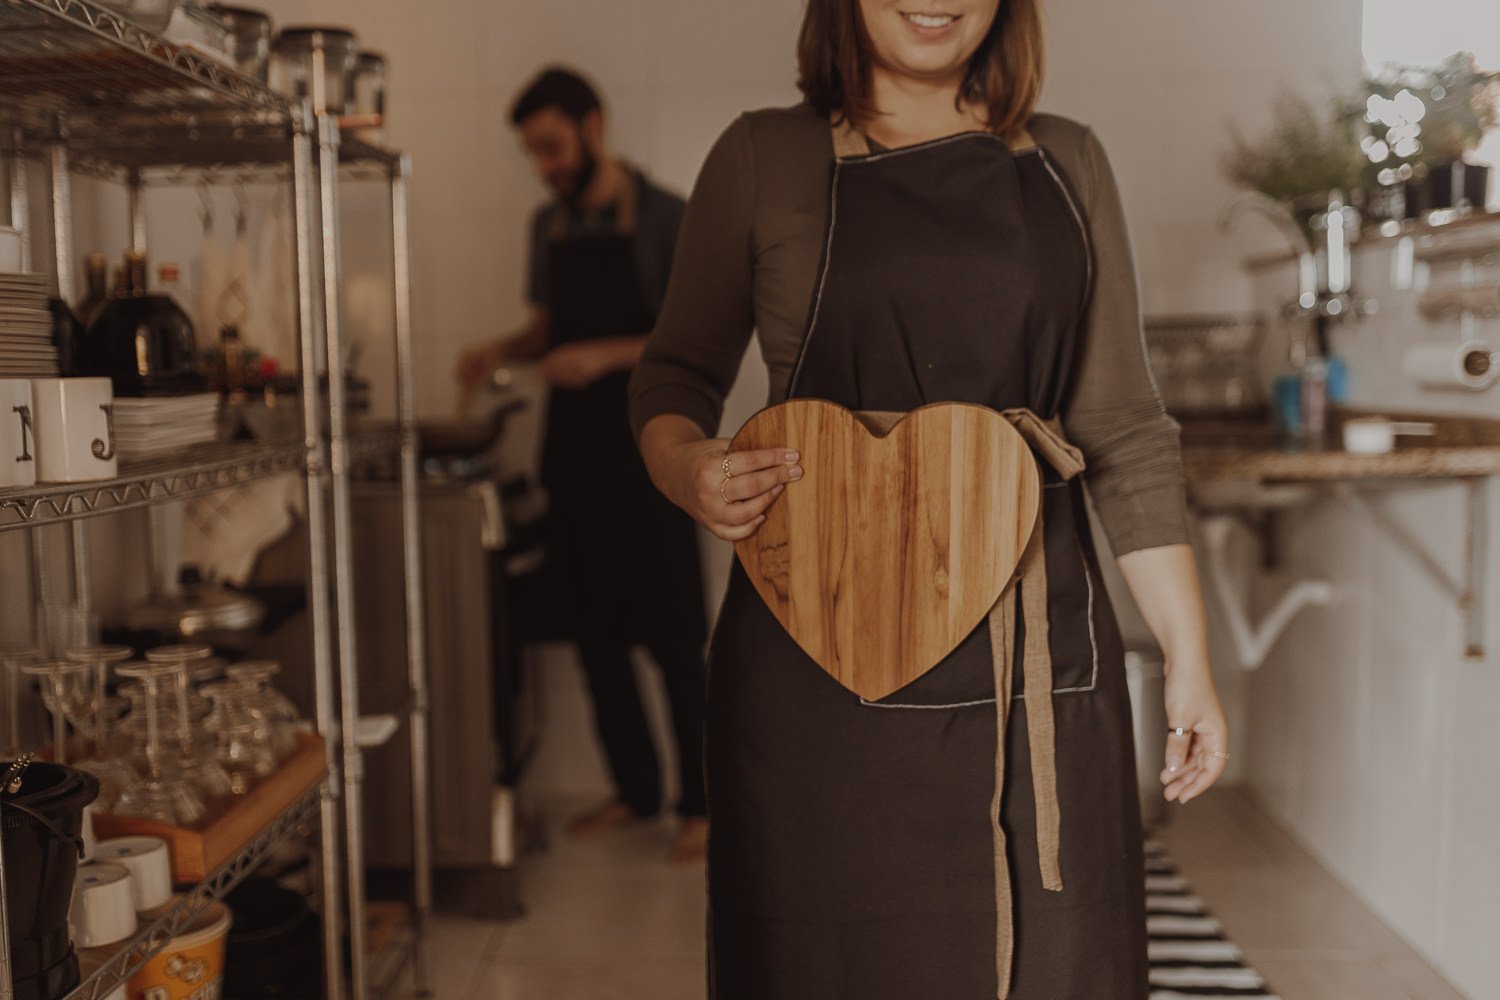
[1144,832,1282,999]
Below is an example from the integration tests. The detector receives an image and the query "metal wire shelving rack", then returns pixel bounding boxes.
[0,1,433,998]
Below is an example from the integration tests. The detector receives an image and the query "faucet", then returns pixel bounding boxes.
[1218,190,1377,325]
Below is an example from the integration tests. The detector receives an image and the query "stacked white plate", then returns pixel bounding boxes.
[0,272,59,377]
[112,393,221,460]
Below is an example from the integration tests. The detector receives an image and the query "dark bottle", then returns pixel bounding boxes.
[82,249,203,397]
[78,253,109,328]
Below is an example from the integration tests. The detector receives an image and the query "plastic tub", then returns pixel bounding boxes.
[127,901,232,1000]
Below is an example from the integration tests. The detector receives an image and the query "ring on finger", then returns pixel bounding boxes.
[722,455,733,477]
[719,477,733,504]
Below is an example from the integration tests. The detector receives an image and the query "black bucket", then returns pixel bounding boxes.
[2,760,99,1000]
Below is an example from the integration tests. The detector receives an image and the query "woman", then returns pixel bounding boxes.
[627,0,1230,996]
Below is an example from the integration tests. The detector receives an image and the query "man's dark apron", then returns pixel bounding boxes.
[703,120,1150,998]
[537,176,707,647]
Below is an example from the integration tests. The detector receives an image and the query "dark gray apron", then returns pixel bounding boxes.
[703,121,1150,998]
[537,182,707,647]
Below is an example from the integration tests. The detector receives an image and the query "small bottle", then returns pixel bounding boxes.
[156,262,184,302]
[219,325,246,393]
[1300,356,1329,444]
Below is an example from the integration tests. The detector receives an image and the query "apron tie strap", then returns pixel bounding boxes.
[988,409,1080,998]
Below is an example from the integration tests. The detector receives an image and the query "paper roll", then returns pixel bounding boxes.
[95,836,173,911]
[1402,340,1498,391]
[70,862,138,948]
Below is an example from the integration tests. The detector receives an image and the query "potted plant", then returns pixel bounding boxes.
[1359,52,1500,217]
[1221,88,1365,242]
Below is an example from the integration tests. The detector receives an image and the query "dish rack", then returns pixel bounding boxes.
[1142,314,1269,419]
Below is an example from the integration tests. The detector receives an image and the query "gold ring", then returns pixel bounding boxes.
[1212,750,1231,759]
[1167,726,1194,737]
[722,455,733,477]
[719,478,732,504]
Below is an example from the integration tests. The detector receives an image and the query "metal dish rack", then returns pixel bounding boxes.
[0,1,432,997]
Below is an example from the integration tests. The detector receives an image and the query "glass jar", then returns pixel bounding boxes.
[210,4,273,82]
[270,26,358,115]
[350,51,386,138]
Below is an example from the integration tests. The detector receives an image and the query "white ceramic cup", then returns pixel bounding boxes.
[29,377,118,482]
[0,226,21,272]
[95,836,173,911]
[0,379,37,488]
[69,862,138,948]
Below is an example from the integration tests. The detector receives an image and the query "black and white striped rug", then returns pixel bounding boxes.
[1144,832,1282,999]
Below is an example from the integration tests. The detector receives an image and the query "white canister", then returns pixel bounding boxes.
[0,379,37,488]
[69,862,138,948]
[29,377,118,482]
[94,836,173,911]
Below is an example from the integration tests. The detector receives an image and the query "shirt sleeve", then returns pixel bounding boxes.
[1059,127,1192,557]
[627,114,758,443]
[526,204,553,307]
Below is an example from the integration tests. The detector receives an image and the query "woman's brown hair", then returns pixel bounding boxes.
[796,0,1046,137]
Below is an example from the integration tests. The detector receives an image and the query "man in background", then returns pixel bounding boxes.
[457,67,708,863]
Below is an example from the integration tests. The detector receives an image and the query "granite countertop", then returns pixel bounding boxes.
[1178,407,1500,483]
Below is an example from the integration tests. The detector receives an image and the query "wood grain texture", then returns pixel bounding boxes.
[730,399,1040,701]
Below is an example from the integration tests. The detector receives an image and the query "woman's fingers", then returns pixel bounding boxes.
[720,464,802,503]
[1160,729,1229,803]
[723,446,801,477]
[713,483,784,531]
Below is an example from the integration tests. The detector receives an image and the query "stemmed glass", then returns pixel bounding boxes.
[64,645,139,811]
[201,681,279,795]
[144,645,234,802]
[18,659,92,764]
[114,660,207,825]
[1,645,42,756]
[224,660,300,760]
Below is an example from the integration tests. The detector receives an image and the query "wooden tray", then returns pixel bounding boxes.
[92,732,326,883]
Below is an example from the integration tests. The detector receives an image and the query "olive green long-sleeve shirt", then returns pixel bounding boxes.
[626,103,1190,557]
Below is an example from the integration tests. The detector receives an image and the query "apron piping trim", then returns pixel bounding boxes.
[785,159,843,398]
[1036,147,1094,332]
[839,130,1043,165]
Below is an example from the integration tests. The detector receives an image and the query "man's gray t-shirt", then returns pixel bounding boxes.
[527,163,686,321]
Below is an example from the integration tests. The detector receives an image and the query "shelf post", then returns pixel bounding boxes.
[292,103,347,1000]
[317,111,371,1000]
[392,152,434,997]
[47,116,72,303]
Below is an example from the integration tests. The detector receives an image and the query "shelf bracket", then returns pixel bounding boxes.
[1198,513,1337,671]
[1330,478,1490,659]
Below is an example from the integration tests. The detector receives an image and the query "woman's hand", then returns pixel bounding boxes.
[1159,659,1229,805]
[658,437,802,541]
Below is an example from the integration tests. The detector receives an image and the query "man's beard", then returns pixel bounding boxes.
[558,141,599,208]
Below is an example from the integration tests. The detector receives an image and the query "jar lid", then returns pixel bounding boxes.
[273,25,357,53]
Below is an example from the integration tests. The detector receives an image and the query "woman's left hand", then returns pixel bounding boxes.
[1159,660,1229,805]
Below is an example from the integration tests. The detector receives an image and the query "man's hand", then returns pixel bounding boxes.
[540,338,638,389]
[456,339,506,389]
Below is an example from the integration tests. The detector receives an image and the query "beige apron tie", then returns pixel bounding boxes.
[987,409,1084,998]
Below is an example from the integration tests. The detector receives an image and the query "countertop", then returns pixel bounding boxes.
[1178,407,1500,483]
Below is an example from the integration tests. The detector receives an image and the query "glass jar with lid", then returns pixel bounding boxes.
[270,25,357,115]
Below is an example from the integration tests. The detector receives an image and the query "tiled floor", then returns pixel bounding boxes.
[408,784,1463,1000]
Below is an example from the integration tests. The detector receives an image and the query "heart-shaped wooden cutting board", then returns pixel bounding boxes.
[729,399,1040,701]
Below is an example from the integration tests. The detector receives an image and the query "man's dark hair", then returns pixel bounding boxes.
[510,66,602,126]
